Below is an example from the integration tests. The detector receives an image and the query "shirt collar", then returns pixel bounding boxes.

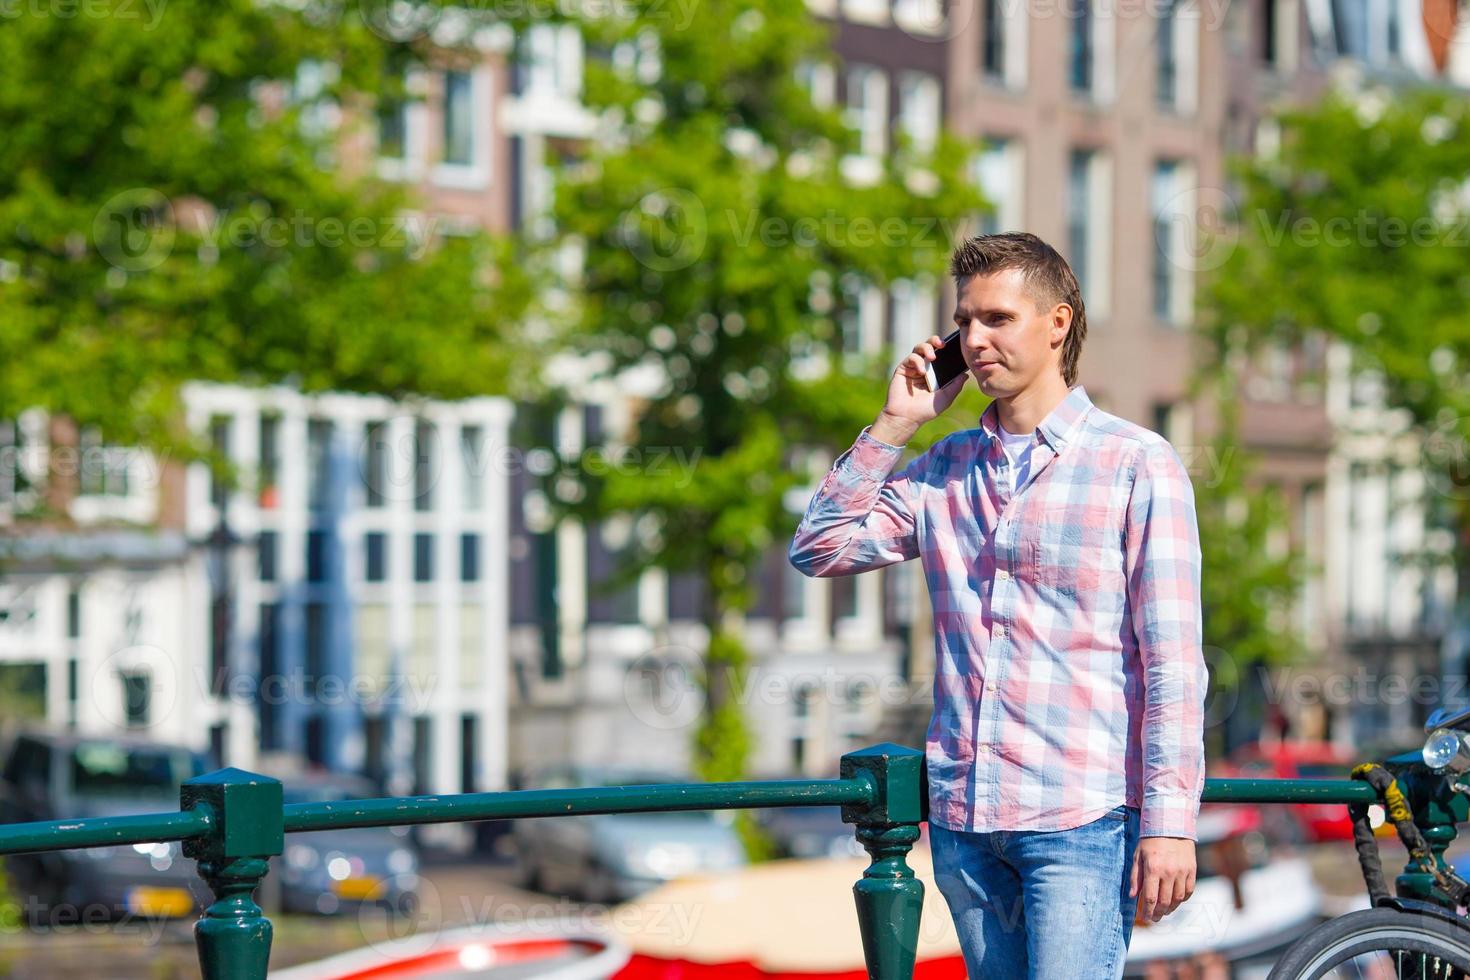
[978,384,1094,453]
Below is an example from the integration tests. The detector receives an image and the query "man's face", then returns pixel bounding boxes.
[951,267,1070,398]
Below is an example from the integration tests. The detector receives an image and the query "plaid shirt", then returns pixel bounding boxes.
[790,385,1206,839]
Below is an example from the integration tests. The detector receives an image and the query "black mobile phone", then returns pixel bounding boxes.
[923,329,967,392]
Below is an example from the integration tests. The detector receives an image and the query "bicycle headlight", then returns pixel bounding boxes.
[1422,728,1470,772]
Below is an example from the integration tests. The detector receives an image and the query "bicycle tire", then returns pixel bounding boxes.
[1269,907,1470,979]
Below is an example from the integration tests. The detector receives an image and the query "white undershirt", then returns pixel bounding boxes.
[998,425,1036,493]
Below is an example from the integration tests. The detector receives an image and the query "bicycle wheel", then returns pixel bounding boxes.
[1270,907,1470,979]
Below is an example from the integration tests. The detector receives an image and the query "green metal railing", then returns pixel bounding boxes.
[0,742,1461,980]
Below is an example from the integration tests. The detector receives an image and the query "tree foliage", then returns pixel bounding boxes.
[547,0,984,794]
[0,0,535,452]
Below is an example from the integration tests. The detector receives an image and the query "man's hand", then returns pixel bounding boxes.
[869,334,969,446]
[1130,837,1196,922]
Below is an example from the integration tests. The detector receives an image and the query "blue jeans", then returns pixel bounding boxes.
[929,805,1141,979]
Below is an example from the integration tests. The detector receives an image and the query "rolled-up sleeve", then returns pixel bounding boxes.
[1124,439,1207,840]
[788,426,930,578]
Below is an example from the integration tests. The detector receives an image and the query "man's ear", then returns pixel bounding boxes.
[1051,303,1073,348]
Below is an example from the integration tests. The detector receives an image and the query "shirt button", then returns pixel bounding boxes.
[994,624,1006,638]
[996,569,1010,581]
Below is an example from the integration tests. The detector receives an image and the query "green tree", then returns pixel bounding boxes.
[1204,86,1470,586]
[0,0,536,459]
[545,0,984,849]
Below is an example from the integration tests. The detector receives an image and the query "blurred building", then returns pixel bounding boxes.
[0,385,515,828]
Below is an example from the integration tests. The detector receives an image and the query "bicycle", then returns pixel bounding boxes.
[1269,706,1470,979]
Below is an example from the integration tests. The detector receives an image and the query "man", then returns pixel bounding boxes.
[789,233,1206,978]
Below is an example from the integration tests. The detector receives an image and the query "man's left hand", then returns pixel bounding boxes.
[1130,837,1196,922]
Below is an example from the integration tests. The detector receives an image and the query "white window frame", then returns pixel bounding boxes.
[1067,149,1112,320]
[897,71,940,155]
[841,0,889,26]
[1158,0,1201,113]
[845,64,889,159]
[1151,159,1195,327]
[376,68,429,183]
[973,136,1025,235]
[432,65,493,191]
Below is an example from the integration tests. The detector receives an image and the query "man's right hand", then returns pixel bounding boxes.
[869,334,969,446]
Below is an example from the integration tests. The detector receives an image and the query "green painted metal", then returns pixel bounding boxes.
[0,806,212,855]
[1201,777,1378,805]
[842,743,927,980]
[283,776,870,832]
[181,768,284,980]
[0,744,1462,980]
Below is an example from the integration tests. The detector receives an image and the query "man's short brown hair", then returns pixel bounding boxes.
[948,232,1087,386]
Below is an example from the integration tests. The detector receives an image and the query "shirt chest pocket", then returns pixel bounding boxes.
[1024,502,1127,597]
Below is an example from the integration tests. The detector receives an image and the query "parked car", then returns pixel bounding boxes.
[752,804,866,860]
[1226,741,1357,843]
[257,774,419,917]
[0,730,211,924]
[505,765,748,903]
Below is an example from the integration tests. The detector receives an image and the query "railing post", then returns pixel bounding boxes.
[1392,761,1469,903]
[181,768,284,980]
[841,743,926,980]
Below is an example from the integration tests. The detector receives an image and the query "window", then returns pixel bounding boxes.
[0,418,35,509]
[259,531,278,583]
[461,425,484,511]
[363,421,387,509]
[1156,0,1198,112]
[586,519,640,624]
[521,24,583,100]
[1151,159,1193,326]
[845,65,888,158]
[1066,148,1110,317]
[307,419,332,512]
[796,60,835,109]
[414,533,434,583]
[974,137,1023,235]
[209,592,230,697]
[897,72,940,155]
[209,415,231,509]
[839,275,885,368]
[365,532,387,583]
[259,603,282,751]
[78,429,131,498]
[1070,0,1094,93]
[461,533,480,583]
[305,602,328,697]
[414,420,435,512]
[982,0,1006,78]
[1157,1,1177,108]
[66,588,81,639]
[306,530,329,583]
[379,70,408,159]
[258,414,280,509]
[1067,149,1093,293]
[443,70,474,166]
[890,278,937,352]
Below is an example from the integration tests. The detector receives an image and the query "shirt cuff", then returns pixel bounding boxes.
[1139,792,1199,840]
[843,426,907,481]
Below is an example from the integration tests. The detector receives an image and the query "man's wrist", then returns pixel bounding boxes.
[870,411,920,447]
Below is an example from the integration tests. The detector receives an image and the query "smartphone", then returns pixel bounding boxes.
[923,329,968,393]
